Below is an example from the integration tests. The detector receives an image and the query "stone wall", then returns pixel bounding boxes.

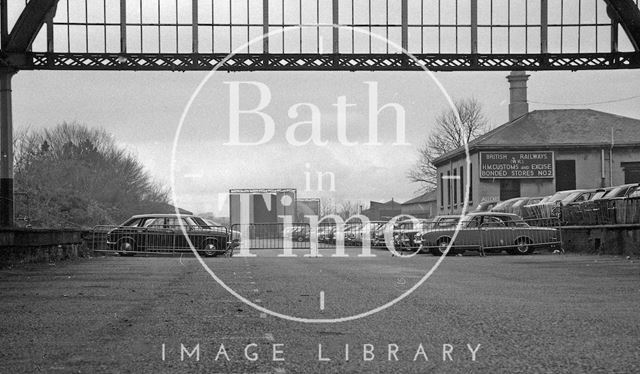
[561,225,640,256]
[0,229,92,268]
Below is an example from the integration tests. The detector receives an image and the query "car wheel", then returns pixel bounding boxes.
[118,239,136,256]
[431,237,452,256]
[514,237,534,255]
[203,241,218,257]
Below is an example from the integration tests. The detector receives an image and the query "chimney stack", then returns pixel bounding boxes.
[507,71,530,121]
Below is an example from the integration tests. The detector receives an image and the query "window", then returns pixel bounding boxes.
[500,180,520,200]
[446,171,451,207]
[459,166,464,203]
[165,218,178,226]
[622,162,640,183]
[453,168,458,205]
[466,216,482,228]
[144,218,165,228]
[482,216,506,227]
[555,160,576,191]
[469,163,473,204]
[123,218,143,227]
[439,173,444,207]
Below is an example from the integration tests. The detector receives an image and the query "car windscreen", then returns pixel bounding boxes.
[564,191,588,203]
[121,218,143,227]
[437,217,460,227]
[591,190,609,200]
[549,190,576,202]
[493,199,519,210]
[143,217,165,228]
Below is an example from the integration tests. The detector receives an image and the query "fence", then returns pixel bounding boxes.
[88,224,229,255]
[521,197,640,226]
[230,223,310,250]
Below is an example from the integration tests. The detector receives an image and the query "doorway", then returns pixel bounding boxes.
[500,179,520,200]
[555,160,576,191]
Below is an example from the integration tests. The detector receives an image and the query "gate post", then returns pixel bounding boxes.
[0,68,15,227]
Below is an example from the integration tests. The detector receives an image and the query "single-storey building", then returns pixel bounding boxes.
[361,199,402,221]
[433,72,640,215]
[401,191,437,219]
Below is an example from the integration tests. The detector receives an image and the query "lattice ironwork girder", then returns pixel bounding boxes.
[21,52,640,72]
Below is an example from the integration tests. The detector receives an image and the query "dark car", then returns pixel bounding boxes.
[418,212,559,256]
[107,214,230,256]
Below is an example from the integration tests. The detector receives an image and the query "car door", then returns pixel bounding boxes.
[144,217,175,251]
[479,216,509,248]
[453,216,482,248]
[167,217,198,250]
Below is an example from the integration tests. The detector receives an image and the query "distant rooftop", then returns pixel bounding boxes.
[402,190,437,205]
[434,109,640,165]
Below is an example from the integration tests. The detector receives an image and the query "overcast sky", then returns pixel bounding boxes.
[12,67,640,215]
[7,0,640,215]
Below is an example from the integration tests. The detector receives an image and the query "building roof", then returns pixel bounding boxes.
[370,199,400,207]
[402,190,437,205]
[434,109,640,165]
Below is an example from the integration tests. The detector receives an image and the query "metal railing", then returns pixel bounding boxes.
[230,223,310,250]
[521,197,640,226]
[88,224,229,255]
[411,218,562,255]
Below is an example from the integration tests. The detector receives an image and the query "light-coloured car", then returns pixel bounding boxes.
[418,212,559,256]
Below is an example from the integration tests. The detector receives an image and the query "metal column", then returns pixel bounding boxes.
[0,69,15,227]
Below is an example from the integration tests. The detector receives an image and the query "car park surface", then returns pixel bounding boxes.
[1,252,638,373]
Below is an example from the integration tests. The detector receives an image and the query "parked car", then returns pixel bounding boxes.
[569,183,640,225]
[589,187,614,201]
[493,196,544,217]
[511,197,543,216]
[347,221,385,246]
[394,219,433,250]
[417,212,559,256]
[203,218,242,243]
[522,189,595,219]
[413,215,461,250]
[597,183,640,199]
[372,222,397,247]
[284,226,310,242]
[317,226,334,243]
[107,214,230,256]
[491,197,524,213]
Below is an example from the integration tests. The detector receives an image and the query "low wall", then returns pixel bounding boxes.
[561,224,640,256]
[0,228,92,268]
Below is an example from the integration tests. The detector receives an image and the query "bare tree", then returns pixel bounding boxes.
[319,197,368,220]
[14,122,169,228]
[408,98,489,191]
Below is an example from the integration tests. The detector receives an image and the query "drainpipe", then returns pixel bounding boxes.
[601,149,606,188]
[609,128,614,187]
